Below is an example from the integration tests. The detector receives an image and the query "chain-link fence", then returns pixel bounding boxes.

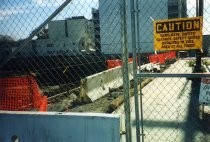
[0,0,126,112]
[1,0,210,142]
[131,0,210,142]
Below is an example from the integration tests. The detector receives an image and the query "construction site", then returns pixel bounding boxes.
[1,0,210,142]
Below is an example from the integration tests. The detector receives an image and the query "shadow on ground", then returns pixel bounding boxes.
[132,78,210,142]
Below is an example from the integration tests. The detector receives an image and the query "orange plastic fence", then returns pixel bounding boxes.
[148,51,176,64]
[148,55,159,63]
[0,76,47,111]
[106,58,134,69]
[106,59,122,69]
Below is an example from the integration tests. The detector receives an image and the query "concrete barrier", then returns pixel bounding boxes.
[0,111,120,142]
[139,63,160,72]
[79,63,133,102]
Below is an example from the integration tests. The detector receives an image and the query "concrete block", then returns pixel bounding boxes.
[79,63,133,102]
[0,111,120,142]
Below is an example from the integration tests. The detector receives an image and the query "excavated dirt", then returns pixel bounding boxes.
[47,61,174,113]
[47,78,153,113]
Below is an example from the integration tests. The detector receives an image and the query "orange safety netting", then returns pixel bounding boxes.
[0,76,47,111]
[148,51,176,64]
[106,58,133,69]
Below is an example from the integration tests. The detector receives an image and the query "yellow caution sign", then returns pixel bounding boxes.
[154,17,203,51]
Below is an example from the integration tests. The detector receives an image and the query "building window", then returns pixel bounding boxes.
[168,5,178,13]
[47,44,54,47]
[168,14,178,19]
[81,42,84,47]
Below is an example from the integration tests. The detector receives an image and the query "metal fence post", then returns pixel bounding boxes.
[121,0,132,141]
[195,0,203,72]
[135,0,145,141]
[130,0,141,142]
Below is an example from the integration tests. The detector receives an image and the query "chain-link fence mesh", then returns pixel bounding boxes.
[0,0,126,112]
[1,0,210,141]
[116,0,210,142]
[133,0,210,142]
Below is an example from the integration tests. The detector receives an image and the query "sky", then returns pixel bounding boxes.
[187,0,210,35]
[0,0,210,40]
[0,0,99,40]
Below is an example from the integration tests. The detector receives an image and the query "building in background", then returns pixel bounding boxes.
[99,0,126,55]
[19,16,95,57]
[92,8,101,52]
[99,0,187,55]
[203,35,210,55]
[0,35,19,62]
[168,0,187,18]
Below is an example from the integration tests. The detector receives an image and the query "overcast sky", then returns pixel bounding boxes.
[0,0,210,40]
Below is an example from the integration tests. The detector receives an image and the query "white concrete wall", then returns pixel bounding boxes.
[0,111,120,142]
[34,38,79,56]
[67,19,95,52]
[19,39,79,56]
[48,20,66,39]
[19,18,96,56]
[80,63,133,102]
[67,19,87,43]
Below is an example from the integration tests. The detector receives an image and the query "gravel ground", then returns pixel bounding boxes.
[47,78,153,113]
[70,95,116,113]
[47,91,122,113]
[47,60,174,113]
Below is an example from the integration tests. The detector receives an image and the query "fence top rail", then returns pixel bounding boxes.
[137,73,210,78]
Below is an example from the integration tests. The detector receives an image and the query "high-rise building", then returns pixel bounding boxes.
[99,0,187,54]
[168,0,187,18]
[92,8,101,52]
